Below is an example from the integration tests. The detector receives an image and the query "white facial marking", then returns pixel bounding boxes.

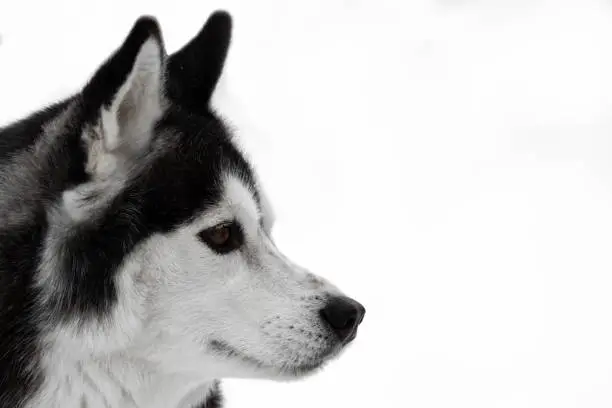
[34,173,346,408]
[31,29,356,407]
[133,174,342,373]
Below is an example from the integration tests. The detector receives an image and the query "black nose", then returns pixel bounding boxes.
[319,296,366,343]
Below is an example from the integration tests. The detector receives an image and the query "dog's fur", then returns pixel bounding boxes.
[0,10,364,408]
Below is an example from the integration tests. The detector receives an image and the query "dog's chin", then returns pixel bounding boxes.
[208,339,344,380]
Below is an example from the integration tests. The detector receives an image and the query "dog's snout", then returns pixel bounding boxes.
[319,296,365,343]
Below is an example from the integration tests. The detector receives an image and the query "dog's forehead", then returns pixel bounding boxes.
[222,175,259,218]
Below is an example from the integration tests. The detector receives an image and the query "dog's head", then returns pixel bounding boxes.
[41,12,365,381]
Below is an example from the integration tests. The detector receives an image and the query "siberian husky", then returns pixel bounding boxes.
[0,10,365,408]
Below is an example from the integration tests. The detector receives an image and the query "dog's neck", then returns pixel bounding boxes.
[30,350,221,408]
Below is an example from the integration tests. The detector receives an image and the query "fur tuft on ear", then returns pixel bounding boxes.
[166,10,232,114]
[80,16,165,180]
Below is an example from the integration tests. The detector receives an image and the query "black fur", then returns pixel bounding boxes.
[49,108,256,320]
[0,11,243,407]
[81,16,164,123]
[198,381,223,408]
[0,219,46,408]
[0,98,73,163]
[0,99,93,406]
[166,11,233,115]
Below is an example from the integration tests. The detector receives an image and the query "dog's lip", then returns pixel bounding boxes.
[209,339,330,375]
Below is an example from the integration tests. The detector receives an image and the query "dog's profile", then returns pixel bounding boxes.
[0,10,365,408]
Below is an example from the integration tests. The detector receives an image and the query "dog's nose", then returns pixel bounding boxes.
[319,296,365,343]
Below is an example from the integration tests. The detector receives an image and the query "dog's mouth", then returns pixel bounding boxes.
[209,339,340,376]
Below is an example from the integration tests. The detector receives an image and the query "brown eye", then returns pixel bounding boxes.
[209,225,231,246]
[197,221,244,254]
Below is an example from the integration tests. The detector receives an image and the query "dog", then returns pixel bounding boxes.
[0,10,365,408]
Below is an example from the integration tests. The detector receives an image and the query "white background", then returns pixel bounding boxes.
[2,0,612,407]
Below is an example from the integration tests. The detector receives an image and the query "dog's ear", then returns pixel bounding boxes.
[166,10,232,114]
[80,16,165,179]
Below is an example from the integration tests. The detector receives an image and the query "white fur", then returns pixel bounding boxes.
[31,172,342,408]
[82,38,163,183]
[30,31,348,408]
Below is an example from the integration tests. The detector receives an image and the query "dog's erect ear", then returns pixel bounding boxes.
[166,11,232,114]
[80,16,165,179]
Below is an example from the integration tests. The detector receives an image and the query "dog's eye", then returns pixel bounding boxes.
[209,225,231,245]
[198,221,244,254]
